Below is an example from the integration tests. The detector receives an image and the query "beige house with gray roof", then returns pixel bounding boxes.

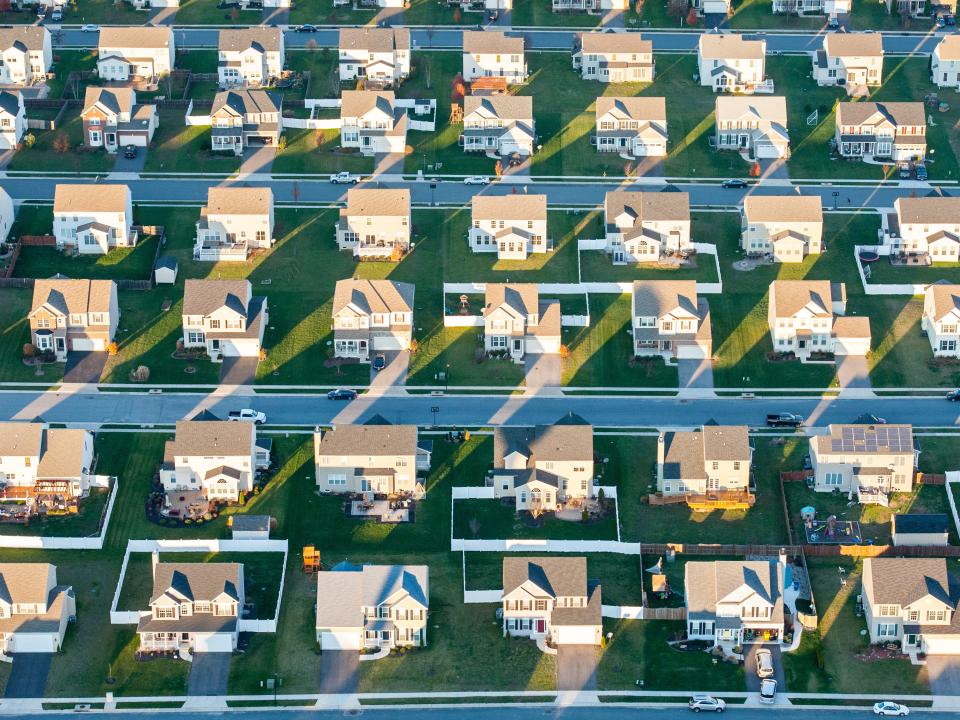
[604,191,690,263]
[314,423,423,496]
[501,557,602,646]
[768,280,870,361]
[340,90,407,156]
[462,95,535,157]
[0,422,95,498]
[53,183,136,255]
[462,31,527,83]
[181,279,268,360]
[28,279,119,361]
[572,33,653,83]
[656,425,752,498]
[835,102,926,163]
[336,188,411,259]
[194,187,274,262]
[331,279,414,360]
[741,195,823,261]
[922,282,960,358]
[631,280,712,361]
[595,97,667,158]
[697,34,767,94]
[338,28,410,86]
[217,28,284,88]
[715,96,790,160]
[97,26,174,82]
[483,283,561,361]
[882,197,960,263]
[932,35,960,89]
[469,194,548,260]
[0,563,75,654]
[809,424,916,500]
[813,33,883,89]
[0,27,52,85]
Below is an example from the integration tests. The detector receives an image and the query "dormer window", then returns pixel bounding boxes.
[155,606,176,619]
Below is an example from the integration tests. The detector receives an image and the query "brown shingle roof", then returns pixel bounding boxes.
[832,315,871,340]
[218,27,282,53]
[493,418,593,466]
[0,422,44,457]
[182,279,251,317]
[864,557,954,608]
[0,26,48,53]
[715,95,787,125]
[332,279,414,316]
[463,94,532,120]
[927,282,960,321]
[463,30,524,55]
[316,424,417,457]
[99,26,172,50]
[339,27,410,53]
[936,35,960,61]
[596,96,666,123]
[698,33,765,60]
[167,420,253,458]
[606,191,689,225]
[632,280,698,318]
[0,564,54,606]
[472,194,546,221]
[343,188,410,217]
[150,562,242,604]
[485,283,538,318]
[205,187,273,216]
[340,89,396,119]
[824,33,883,58]
[837,101,925,128]
[895,197,960,225]
[54,183,129,214]
[579,32,651,55]
[30,279,116,316]
[744,195,822,223]
[502,556,589,598]
[82,86,134,117]
[36,429,89,479]
[770,280,844,318]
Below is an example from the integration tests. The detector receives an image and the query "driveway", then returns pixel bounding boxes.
[147,6,178,25]
[373,152,405,177]
[678,357,714,394]
[836,355,873,393]
[524,352,561,392]
[112,148,146,175]
[319,650,359,694]
[703,12,728,28]
[261,6,289,24]
[219,357,259,386]
[368,350,410,393]
[4,654,52,699]
[758,158,790,182]
[556,645,599,691]
[744,644,786,693]
[600,8,625,27]
[187,652,232,697]
[63,351,108,385]
[927,655,960,696]
[239,145,276,176]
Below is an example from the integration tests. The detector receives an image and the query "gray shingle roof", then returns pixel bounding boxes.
[744,195,822,223]
[685,560,784,621]
[83,86,134,117]
[332,279,414,316]
[150,562,242,604]
[0,563,54,606]
[343,188,410,217]
[502,556,589,598]
[99,26,172,50]
[864,557,954,608]
[493,417,593,466]
[30,279,116,317]
[463,30,524,55]
[606,191,689,226]
[211,88,280,117]
[316,564,428,628]
[698,33,765,60]
[339,27,410,53]
[836,101,925,129]
[167,420,253,458]
[218,27,282,53]
[182,279,251,317]
[472,194,547,221]
[632,280,698,318]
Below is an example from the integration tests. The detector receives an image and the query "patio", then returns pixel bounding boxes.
[349,498,414,523]
[161,489,211,521]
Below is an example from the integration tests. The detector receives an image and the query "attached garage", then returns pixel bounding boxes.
[634,141,666,157]
[219,339,261,358]
[192,633,235,653]
[319,630,361,651]
[923,639,960,655]
[754,143,786,159]
[553,625,601,646]
[372,335,406,351]
[677,343,708,360]
[833,336,871,356]
[69,338,104,352]
[6,633,59,653]
[526,337,561,355]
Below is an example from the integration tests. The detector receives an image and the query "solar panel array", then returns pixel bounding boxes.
[830,425,912,454]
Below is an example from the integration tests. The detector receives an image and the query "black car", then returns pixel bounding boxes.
[947,389,960,402]
[721,179,748,189]
[327,388,358,401]
[296,24,318,32]
[123,145,137,159]
[373,354,386,372]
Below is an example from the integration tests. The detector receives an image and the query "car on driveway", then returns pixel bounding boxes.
[295,24,318,32]
[947,389,960,402]
[916,165,928,181]
[463,175,489,185]
[755,648,774,678]
[721,179,747,189]
[123,145,137,159]
[688,696,725,713]
[874,702,909,716]
[327,388,357,401]
[372,354,386,372]
[330,172,359,184]
[759,678,777,704]
[80,24,99,32]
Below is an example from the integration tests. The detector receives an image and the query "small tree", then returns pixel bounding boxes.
[22,133,36,149]
[22,344,36,359]
[105,341,118,356]
[314,129,326,149]
[278,135,287,151]
[53,132,70,154]
[749,161,761,178]
[494,159,503,177]
[451,73,465,104]
[685,6,698,25]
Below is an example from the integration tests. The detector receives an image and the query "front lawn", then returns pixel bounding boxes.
[453,498,619,540]
[144,110,241,175]
[273,127,374,175]
[174,0,260,23]
[10,109,112,174]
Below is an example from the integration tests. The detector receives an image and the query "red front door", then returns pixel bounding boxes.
[536,620,545,633]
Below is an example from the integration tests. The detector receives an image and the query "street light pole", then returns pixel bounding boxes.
[445,363,450,393]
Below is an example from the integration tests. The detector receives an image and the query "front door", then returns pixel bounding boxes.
[55,337,66,353]
[513,339,523,356]
[211,339,221,351]
[536,619,545,634]
[798,339,807,349]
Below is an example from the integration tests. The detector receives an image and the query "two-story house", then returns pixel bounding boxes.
[181,279,268,360]
[813,33,883,89]
[469,194,548,260]
[28,279,119,361]
[0,90,25,149]
[0,27,52,85]
[0,423,95,498]
[194,187,274,262]
[461,95,535,158]
[81,87,157,153]
[657,425,752,498]
[340,90,407,156]
[767,280,872,361]
[490,417,594,511]
[336,188,411,259]
[314,423,421,495]
[631,280,712,361]
[881,197,960,263]
[0,563,75,654]
[331,279,415,360]
[500,557,602,646]
[862,557,960,655]
[572,33,654,83]
[217,28,284,88]
[932,35,960,89]
[697,34,768,94]
[338,27,410,86]
[741,195,823,261]
[772,0,850,15]
[594,96,667,158]
[210,89,282,154]
[604,191,690,263]
[923,282,960,358]
[159,420,262,502]
[809,424,916,501]
[835,102,926,163]
[553,0,628,13]
[483,283,561,361]
[715,96,790,160]
[689,0,732,14]
[97,27,174,82]
[685,556,786,649]
[462,31,527,83]
[53,183,136,255]
[316,563,429,650]
[137,557,243,653]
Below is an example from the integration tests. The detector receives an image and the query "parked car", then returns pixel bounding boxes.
[327,388,358,401]
[463,175,490,185]
[50,8,63,21]
[948,389,960,402]
[873,702,909,717]
[80,24,100,32]
[227,409,267,424]
[827,16,839,29]
[759,678,777,705]
[372,354,386,372]
[330,172,359,184]
[898,164,912,179]
[755,648,774,678]
[916,164,928,181]
[721,179,747,189]
[688,696,726,713]
[295,24,318,32]
[766,412,803,428]
[123,145,137,159]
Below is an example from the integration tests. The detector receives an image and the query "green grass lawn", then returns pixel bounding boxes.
[144,109,241,175]
[175,50,218,74]
[10,108,112,174]
[453,498,619,540]
[728,0,826,28]
[273,127,374,175]
[174,0,260,23]
[0,487,109,538]
[512,0,640,26]
[46,50,99,101]
[0,289,64,383]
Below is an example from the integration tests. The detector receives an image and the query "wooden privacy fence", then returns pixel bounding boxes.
[917,472,946,485]
[20,235,55,246]
[643,607,686,621]
[780,471,810,482]
[804,543,960,558]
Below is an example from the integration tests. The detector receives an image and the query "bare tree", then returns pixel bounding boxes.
[667,0,689,21]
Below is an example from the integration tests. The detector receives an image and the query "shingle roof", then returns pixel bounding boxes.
[218,27,282,53]
[502,556,589,598]
[744,195,822,223]
[315,424,417,457]
[660,426,749,480]
[685,560,783,620]
[36,429,88,479]
[927,282,960,321]
[150,562,242,604]
[463,30,524,55]
[472,194,546,221]
[698,33,765,60]
[231,515,271,533]
[579,32,651,55]
[205,187,272,216]
[864,557,954,608]
[30,279,116,316]
[339,27,410,53]
[463,95,532,120]
[837,101,925,128]
[493,417,593,466]
[0,564,54,606]
[715,95,787,125]
[316,564,428,628]
[211,88,280,116]
[632,279,698,318]
[606,191,689,226]
[182,279,251,317]
[167,420,253,458]
[0,26,48,53]
[332,279,414,316]
[82,86,134,117]
[0,422,44,457]
[895,197,960,225]
[54,183,130,214]
[99,26,172,50]
[0,90,22,118]
[485,283,539,318]
[936,34,960,61]
[824,32,884,58]
[812,423,914,457]
[769,280,844,318]
[596,96,666,123]
[340,89,396,119]
[343,188,410,217]
[832,315,871,340]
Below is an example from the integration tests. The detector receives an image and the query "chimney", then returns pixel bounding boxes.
[151,550,160,578]
[778,548,787,569]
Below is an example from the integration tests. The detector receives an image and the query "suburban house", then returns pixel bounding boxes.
[316,563,429,650]
[336,188,411,259]
[685,557,786,649]
[882,197,960,263]
[813,33,883,89]
[483,283,561,361]
[891,514,950,547]
[631,280,712,361]
[159,420,262,502]
[340,90,407,156]
[862,557,960,654]
[741,195,823,261]
[714,96,790,160]
[689,0,732,15]
[809,424,916,500]
[886,0,928,16]
[553,0,628,13]
[834,102,926,163]
[603,191,690,263]
[656,426,752,498]
[0,423,96,498]
[772,0,850,15]
[181,279,268,361]
[500,557,602,647]
[932,35,960,89]
[469,194,548,260]
[490,418,595,511]
[572,33,654,83]
[217,28,284,88]
[210,89,282,155]
[922,282,960,358]
[697,34,768,94]
[194,186,274,262]
[338,27,411,86]
[767,280,871,360]
[81,87,157,153]
[314,423,422,495]
[461,95,535,157]
[462,31,527,83]
[594,96,667,158]
[0,91,25,149]
[53,183,136,254]
[0,187,13,245]
[331,278,415,360]
[28,279,119,361]
[0,27,51,85]
[96,27,174,82]
[0,564,75,654]
[137,558,243,653]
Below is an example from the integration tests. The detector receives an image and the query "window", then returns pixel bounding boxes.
[327,474,347,486]
[155,606,176,619]
[823,472,843,487]
[908,610,919,622]
[927,610,947,622]
[877,623,898,638]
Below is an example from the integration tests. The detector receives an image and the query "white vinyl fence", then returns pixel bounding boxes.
[854,245,927,296]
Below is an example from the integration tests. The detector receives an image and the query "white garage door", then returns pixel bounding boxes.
[833,337,870,356]
[8,633,57,653]
[924,639,960,654]
[554,625,598,645]
[124,135,148,147]
[373,335,405,351]
[70,338,104,352]
[193,633,234,653]
[501,141,530,158]
[677,343,707,360]
[219,339,260,358]
[635,143,666,157]
[321,631,361,650]
[755,144,783,159]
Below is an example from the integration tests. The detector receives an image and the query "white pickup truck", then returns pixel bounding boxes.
[227,409,267,424]
[330,172,360,184]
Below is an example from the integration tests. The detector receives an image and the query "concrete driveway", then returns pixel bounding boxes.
[524,352,561,393]
[239,145,276,176]
[220,357,259,386]
[4,653,52,699]
[744,644,786,694]
[147,6,178,25]
[373,152,405,177]
[319,650,359,694]
[188,652,232,696]
[927,655,960,696]
[63,351,108,385]
[836,355,873,394]
[678,357,715,395]
[556,645,599,691]
[369,350,410,393]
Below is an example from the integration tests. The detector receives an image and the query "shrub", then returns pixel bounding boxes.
[581,507,589,522]
[105,341,118,356]
[22,133,36,149]
[22,343,36,358]
[52,132,71,154]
